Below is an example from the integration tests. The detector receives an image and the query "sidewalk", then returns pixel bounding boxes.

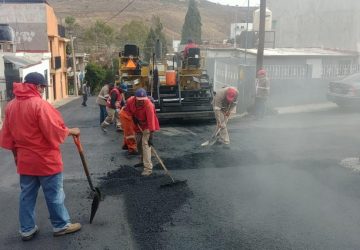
[52,95,81,108]
[275,102,337,115]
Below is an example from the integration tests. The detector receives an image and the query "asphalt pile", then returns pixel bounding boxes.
[99,165,193,249]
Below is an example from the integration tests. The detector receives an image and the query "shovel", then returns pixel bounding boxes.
[201,115,230,147]
[72,135,101,224]
[136,124,187,188]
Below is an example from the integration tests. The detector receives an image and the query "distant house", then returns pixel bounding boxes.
[238,47,359,79]
[0,0,69,102]
[267,0,360,54]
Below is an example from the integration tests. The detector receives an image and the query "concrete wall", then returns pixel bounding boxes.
[267,0,360,52]
[0,3,48,51]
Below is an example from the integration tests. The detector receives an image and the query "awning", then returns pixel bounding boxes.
[3,55,40,69]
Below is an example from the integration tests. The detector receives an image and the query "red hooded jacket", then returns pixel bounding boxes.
[0,83,69,176]
[124,96,160,132]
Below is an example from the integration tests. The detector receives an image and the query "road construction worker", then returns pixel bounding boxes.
[120,101,138,156]
[126,88,160,176]
[115,83,128,131]
[0,72,81,241]
[183,38,198,58]
[255,68,270,119]
[212,86,239,145]
[100,83,126,132]
[96,82,112,125]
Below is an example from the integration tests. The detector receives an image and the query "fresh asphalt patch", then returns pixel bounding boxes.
[99,165,193,250]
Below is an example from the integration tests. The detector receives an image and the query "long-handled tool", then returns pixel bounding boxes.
[201,115,230,147]
[72,135,101,224]
[136,124,187,188]
[151,147,187,188]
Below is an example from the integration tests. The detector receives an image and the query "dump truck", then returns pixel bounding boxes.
[118,44,214,120]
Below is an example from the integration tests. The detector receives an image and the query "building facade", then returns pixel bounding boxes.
[0,0,69,102]
[267,0,360,53]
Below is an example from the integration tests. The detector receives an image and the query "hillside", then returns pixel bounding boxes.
[48,0,255,42]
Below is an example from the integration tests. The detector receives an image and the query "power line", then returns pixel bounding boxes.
[104,0,136,23]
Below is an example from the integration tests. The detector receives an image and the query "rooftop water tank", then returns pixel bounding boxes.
[0,24,15,43]
[253,8,272,31]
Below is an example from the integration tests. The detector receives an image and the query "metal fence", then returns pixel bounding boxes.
[322,64,360,79]
[263,64,311,80]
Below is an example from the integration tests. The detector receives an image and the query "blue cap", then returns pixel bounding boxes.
[24,72,48,86]
[135,88,147,100]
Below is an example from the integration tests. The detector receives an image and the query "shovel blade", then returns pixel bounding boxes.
[89,187,101,224]
[201,140,210,146]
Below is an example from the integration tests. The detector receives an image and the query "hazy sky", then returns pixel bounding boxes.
[207,0,260,6]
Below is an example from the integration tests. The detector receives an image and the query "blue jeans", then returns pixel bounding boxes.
[19,173,70,234]
[99,104,108,125]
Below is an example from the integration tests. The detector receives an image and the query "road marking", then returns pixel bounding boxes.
[160,127,197,136]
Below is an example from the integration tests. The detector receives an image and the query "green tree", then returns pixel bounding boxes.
[143,16,168,62]
[152,16,168,56]
[117,20,149,52]
[181,0,202,44]
[143,28,156,62]
[64,16,83,54]
[83,20,116,49]
[84,62,106,93]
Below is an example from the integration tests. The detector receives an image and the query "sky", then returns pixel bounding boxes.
[207,0,260,6]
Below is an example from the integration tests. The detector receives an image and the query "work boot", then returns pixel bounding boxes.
[141,169,152,176]
[21,225,39,241]
[53,223,81,237]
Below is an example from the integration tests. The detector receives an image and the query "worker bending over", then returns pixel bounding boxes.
[126,88,160,176]
[101,83,126,132]
[120,103,138,156]
[212,87,239,145]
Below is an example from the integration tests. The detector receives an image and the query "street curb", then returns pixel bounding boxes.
[275,102,337,115]
[52,96,81,109]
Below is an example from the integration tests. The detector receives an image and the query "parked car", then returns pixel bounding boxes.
[327,73,360,107]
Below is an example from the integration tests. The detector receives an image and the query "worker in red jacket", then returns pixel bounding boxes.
[119,102,138,155]
[0,72,81,241]
[183,38,198,58]
[126,88,160,176]
[101,84,126,132]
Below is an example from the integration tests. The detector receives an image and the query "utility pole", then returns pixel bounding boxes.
[256,0,266,72]
[70,35,78,96]
[244,0,250,64]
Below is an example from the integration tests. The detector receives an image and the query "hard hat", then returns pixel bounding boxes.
[135,88,147,100]
[257,69,266,76]
[24,72,48,86]
[226,87,238,103]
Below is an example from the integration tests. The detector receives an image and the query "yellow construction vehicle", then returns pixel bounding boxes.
[119,44,214,120]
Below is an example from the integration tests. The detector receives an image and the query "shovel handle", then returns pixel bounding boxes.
[73,134,83,152]
[151,147,175,183]
[72,135,95,191]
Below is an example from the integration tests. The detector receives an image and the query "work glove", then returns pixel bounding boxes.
[132,116,140,125]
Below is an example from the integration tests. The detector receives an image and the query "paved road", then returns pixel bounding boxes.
[1,97,360,249]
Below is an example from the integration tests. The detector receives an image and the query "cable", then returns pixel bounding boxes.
[104,0,136,24]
